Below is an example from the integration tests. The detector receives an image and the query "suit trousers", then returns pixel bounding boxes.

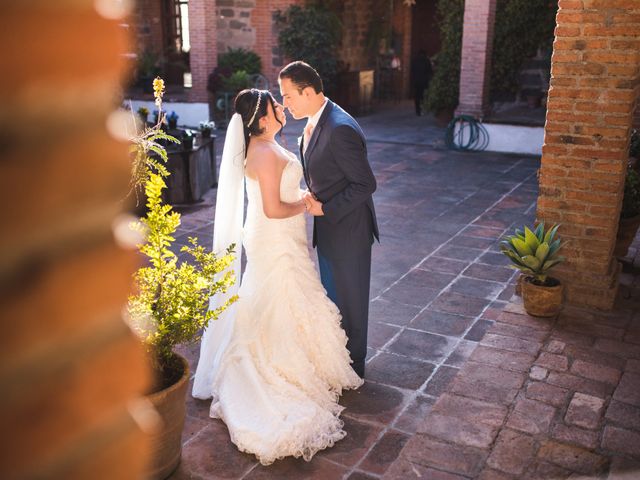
[317,241,372,377]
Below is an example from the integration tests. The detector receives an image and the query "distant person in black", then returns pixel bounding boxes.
[410,50,433,116]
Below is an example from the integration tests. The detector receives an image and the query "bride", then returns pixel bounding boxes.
[192,88,363,465]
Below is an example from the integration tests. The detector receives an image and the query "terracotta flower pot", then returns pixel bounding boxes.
[521,276,563,318]
[614,214,640,258]
[144,354,190,480]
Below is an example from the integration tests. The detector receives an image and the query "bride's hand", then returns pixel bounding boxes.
[302,195,312,213]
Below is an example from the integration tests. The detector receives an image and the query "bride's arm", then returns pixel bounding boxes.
[253,149,306,219]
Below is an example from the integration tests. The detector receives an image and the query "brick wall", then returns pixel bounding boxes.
[456,0,498,118]
[1,2,151,478]
[216,0,257,55]
[133,0,164,57]
[189,0,218,102]
[339,0,374,72]
[537,0,640,309]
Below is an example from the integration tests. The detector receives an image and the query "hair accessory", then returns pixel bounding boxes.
[247,90,262,127]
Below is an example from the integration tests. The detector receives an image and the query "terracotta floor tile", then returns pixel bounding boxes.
[359,429,410,475]
[386,329,457,363]
[367,352,435,390]
[316,416,384,467]
[341,381,410,425]
[410,310,475,337]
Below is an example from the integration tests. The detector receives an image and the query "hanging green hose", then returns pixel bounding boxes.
[445,115,490,152]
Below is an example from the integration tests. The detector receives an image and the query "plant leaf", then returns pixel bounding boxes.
[524,226,540,252]
[512,237,533,257]
[534,222,545,242]
[535,242,550,263]
[542,258,563,271]
[544,224,560,244]
[522,255,542,271]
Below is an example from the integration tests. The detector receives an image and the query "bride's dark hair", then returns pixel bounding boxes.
[234,89,283,156]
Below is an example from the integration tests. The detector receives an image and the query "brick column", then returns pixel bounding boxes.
[188,0,218,102]
[537,0,640,309]
[1,2,152,478]
[253,0,301,90]
[456,0,498,118]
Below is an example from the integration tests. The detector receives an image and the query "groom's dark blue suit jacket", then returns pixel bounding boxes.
[299,100,379,255]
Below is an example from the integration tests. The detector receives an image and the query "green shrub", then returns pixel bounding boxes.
[425,0,464,114]
[425,0,558,114]
[128,174,237,387]
[218,47,262,75]
[622,167,640,219]
[222,70,252,93]
[629,129,640,158]
[491,0,558,95]
[276,3,342,93]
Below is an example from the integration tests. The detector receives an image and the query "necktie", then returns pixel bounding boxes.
[303,123,314,153]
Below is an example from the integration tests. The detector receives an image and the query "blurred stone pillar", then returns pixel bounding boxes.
[0,1,152,478]
[456,0,498,118]
[189,0,218,102]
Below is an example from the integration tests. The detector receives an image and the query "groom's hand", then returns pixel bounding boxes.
[303,192,324,216]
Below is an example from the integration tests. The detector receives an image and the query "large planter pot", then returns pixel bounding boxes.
[144,354,190,480]
[521,276,563,318]
[614,214,640,258]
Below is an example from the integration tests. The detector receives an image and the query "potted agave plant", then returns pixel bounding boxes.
[500,223,565,317]
[127,78,238,479]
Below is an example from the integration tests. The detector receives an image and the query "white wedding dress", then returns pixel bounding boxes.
[193,146,363,465]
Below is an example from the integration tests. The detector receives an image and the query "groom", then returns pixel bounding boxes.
[279,61,379,378]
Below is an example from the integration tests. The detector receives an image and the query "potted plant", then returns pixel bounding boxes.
[500,223,565,317]
[137,106,149,125]
[181,130,194,150]
[128,78,238,479]
[199,120,215,138]
[167,111,179,129]
[614,165,640,258]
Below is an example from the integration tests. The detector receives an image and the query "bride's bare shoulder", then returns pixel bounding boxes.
[245,142,286,176]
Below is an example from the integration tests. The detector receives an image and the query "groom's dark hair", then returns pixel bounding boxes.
[279,61,323,94]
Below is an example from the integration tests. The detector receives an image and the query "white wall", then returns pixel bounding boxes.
[453,122,544,156]
[125,100,210,128]
[484,123,544,156]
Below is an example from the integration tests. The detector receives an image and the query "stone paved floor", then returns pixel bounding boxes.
[164,102,638,479]
[384,266,640,480]
[168,103,538,479]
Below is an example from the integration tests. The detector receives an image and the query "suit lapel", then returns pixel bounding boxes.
[299,137,310,189]
[304,100,334,169]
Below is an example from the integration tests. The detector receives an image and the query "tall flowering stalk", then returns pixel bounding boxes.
[128,77,180,205]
